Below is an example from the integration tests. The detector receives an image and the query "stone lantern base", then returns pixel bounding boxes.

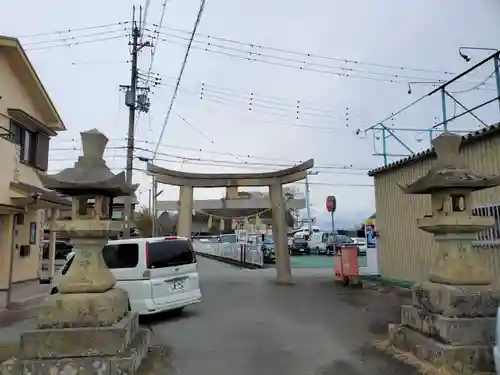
[1,312,150,375]
[388,281,500,373]
[0,222,151,374]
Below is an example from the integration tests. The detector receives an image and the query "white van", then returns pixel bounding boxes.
[308,232,331,254]
[51,236,202,315]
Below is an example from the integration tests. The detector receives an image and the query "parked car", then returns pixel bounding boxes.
[51,236,202,315]
[291,236,310,255]
[256,234,276,264]
[325,235,355,255]
[308,232,332,254]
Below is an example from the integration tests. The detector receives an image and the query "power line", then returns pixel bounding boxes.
[16,21,129,38]
[51,139,373,169]
[21,28,129,46]
[152,25,459,77]
[154,84,357,131]
[25,35,128,51]
[142,0,170,87]
[47,163,373,188]
[154,34,494,89]
[155,79,345,120]
[140,0,152,42]
[148,29,495,90]
[152,0,206,160]
[49,144,373,171]
[176,113,244,163]
[49,154,368,175]
[153,31,444,82]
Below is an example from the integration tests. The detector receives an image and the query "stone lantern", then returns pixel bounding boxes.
[0,129,150,374]
[390,132,500,373]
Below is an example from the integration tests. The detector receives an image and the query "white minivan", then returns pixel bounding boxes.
[51,236,202,315]
[308,232,331,254]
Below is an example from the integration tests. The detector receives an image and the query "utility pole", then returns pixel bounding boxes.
[122,6,151,238]
[305,171,319,232]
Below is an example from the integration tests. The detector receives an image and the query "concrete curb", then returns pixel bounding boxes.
[195,252,263,269]
[360,275,414,290]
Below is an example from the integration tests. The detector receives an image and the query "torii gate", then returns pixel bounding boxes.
[146,159,314,284]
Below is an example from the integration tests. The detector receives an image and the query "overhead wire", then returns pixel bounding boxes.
[152,0,206,159]
[140,0,151,44]
[153,83,359,132]
[16,21,130,38]
[47,163,374,187]
[25,35,128,51]
[152,25,459,77]
[153,34,495,90]
[21,27,129,46]
[152,77,348,119]
[152,30,449,83]
[142,0,170,87]
[49,145,373,171]
[175,113,244,163]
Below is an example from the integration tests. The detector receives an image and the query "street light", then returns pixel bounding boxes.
[407,81,443,95]
[458,47,498,63]
[305,171,319,233]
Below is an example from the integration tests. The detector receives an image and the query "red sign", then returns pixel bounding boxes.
[326,195,336,213]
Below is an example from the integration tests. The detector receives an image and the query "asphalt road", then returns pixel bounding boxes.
[143,256,419,375]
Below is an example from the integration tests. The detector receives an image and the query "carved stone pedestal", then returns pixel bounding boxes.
[0,224,151,374]
[390,282,500,373]
[1,313,149,375]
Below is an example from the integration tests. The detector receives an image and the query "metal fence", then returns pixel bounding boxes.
[192,236,264,268]
[473,204,500,247]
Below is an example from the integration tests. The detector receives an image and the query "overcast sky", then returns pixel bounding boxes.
[1,0,499,228]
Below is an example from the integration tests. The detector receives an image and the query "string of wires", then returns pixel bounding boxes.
[151,77,355,126]
[142,0,170,87]
[18,22,130,51]
[18,20,493,91]
[49,144,374,172]
[143,26,494,90]
[152,0,206,160]
[150,24,458,76]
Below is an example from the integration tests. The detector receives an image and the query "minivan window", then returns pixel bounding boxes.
[102,243,139,269]
[148,240,196,269]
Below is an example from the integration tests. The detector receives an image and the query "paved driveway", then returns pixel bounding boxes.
[144,256,418,375]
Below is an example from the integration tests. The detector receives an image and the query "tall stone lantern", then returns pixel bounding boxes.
[0,129,150,375]
[390,132,500,373]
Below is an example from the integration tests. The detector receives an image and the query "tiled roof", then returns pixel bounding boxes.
[368,123,500,176]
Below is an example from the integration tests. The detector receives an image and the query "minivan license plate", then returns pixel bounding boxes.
[171,279,185,291]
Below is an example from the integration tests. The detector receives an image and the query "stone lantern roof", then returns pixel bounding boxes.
[39,128,136,197]
[398,132,500,194]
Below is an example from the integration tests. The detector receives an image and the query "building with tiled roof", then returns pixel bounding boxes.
[368,123,500,285]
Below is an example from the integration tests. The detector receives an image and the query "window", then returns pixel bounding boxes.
[102,243,139,269]
[10,121,36,164]
[147,240,196,269]
[19,245,30,257]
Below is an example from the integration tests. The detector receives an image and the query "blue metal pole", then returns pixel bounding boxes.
[441,88,448,132]
[429,129,433,144]
[494,56,500,116]
[381,127,388,165]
